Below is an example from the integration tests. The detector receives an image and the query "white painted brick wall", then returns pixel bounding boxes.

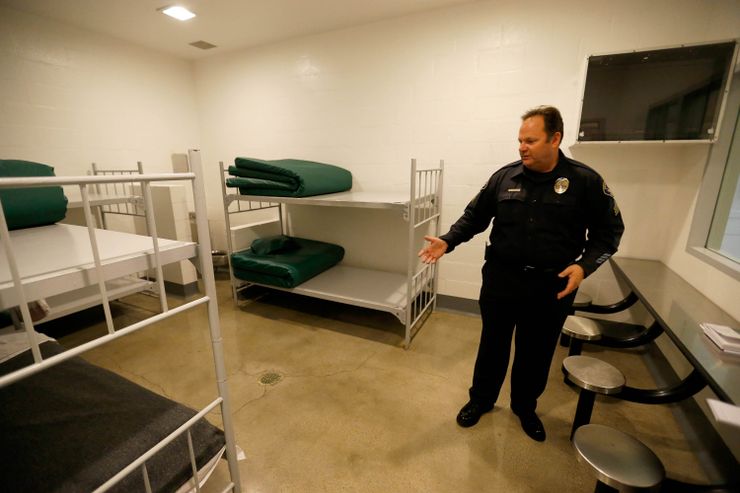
[193,0,740,319]
[0,7,200,176]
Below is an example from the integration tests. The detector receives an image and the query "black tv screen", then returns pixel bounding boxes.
[578,41,736,142]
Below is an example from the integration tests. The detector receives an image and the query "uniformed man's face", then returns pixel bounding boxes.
[518,115,561,173]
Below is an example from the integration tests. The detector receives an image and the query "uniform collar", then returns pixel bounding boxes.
[515,150,568,183]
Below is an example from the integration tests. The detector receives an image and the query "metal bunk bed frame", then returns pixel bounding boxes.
[90,160,146,228]
[220,158,443,348]
[37,162,156,323]
[0,149,242,492]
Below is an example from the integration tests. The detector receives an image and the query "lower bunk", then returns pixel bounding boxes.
[0,334,226,493]
[228,233,436,348]
[230,235,345,288]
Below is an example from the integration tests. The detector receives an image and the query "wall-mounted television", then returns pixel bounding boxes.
[577,40,737,142]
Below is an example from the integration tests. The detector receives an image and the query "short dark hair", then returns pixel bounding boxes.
[522,105,563,143]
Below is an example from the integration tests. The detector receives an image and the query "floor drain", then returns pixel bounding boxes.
[258,371,283,386]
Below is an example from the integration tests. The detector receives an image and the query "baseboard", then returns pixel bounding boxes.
[436,294,480,316]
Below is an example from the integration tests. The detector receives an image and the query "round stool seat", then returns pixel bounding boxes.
[563,315,603,341]
[574,424,665,490]
[563,355,625,394]
[573,291,593,309]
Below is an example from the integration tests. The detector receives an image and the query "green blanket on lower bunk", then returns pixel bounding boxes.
[226,157,352,197]
[231,235,344,288]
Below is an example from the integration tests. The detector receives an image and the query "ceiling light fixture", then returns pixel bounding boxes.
[190,41,217,50]
[159,6,196,21]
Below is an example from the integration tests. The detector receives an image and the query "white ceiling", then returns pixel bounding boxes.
[0,0,478,59]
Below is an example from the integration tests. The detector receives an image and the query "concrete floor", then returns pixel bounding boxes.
[47,276,712,493]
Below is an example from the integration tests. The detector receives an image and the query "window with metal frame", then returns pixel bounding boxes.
[688,69,740,278]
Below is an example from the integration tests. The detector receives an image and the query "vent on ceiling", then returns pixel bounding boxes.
[189,40,217,50]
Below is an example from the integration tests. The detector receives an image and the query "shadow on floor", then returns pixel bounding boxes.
[235,285,409,346]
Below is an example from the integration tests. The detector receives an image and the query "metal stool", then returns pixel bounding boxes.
[562,315,603,356]
[562,315,662,356]
[563,355,625,439]
[560,292,593,347]
[573,424,665,492]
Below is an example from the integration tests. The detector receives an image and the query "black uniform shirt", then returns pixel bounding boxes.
[440,150,624,277]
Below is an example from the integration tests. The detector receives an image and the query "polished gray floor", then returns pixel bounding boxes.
[55,277,711,492]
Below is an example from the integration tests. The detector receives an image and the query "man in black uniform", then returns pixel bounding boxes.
[419,106,624,441]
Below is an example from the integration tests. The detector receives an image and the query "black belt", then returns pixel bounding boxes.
[488,256,569,274]
[520,265,561,274]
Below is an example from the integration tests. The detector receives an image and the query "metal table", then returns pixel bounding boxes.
[611,257,740,404]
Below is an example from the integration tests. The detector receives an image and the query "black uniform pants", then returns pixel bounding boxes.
[469,261,576,414]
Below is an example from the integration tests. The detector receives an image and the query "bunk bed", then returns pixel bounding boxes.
[220,158,443,348]
[29,162,152,323]
[0,149,242,492]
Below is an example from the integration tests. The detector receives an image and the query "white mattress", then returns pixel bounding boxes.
[0,224,196,310]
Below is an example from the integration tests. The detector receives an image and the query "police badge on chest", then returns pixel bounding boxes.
[554,177,569,194]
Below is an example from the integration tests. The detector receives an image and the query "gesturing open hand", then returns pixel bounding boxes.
[418,236,448,264]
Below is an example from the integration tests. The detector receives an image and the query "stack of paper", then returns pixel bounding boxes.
[707,398,740,428]
[701,322,740,356]
[707,399,740,427]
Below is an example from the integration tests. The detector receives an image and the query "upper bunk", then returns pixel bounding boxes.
[0,223,195,310]
[0,164,195,321]
[221,158,444,226]
[227,189,411,210]
[0,163,205,376]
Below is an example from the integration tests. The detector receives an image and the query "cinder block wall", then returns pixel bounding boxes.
[193,0,740,320]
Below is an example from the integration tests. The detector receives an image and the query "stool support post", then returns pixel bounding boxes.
[571,389,596,440]
[568,338,584,357]
[594,480,618,493]
[616,368,707,404]
[596,320,663,349]
[559,333,571,347]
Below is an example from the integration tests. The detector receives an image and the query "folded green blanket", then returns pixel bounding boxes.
[0,159,68,230]
[231,235,344,288]
[226,157,352,197]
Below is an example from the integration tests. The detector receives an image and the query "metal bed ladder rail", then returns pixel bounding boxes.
[88,162,155,299]
[404,159,444,348]
[219,161,281,303]
[189,149,243,493]
[90,161,146,228]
